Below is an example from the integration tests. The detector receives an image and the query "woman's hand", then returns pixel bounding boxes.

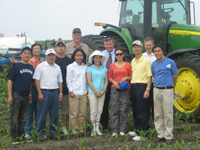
[113,81,119,89]
[120,77,127,83]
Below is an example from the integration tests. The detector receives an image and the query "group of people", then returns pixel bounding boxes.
[7,28,178,145]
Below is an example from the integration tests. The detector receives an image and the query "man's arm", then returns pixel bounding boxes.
[143,76,152,99]
[173,73,178,84]
[8,80,13,105]
[58,82,63,102]
[29,83,33,104]
[35,79,44,102]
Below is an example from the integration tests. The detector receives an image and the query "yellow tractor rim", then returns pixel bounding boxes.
[174,67,200,113]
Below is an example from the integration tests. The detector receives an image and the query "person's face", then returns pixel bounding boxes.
[72,33,82,43]
[93,55,102,65]
[104,40,114,52]
[32,45,41,56]
[115,50,124,61]
[75,51,83,64]
[20,49,31,62]
[144,40,154,54]
[55,44,66,54]
[45,54,56,64]
[153,47,164,61]
[132,45,143,55]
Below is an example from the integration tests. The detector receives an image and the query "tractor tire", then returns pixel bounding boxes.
[81,35,105,53]
[173,54,200,117]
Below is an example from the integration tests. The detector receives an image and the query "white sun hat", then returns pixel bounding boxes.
[88,50,108,64]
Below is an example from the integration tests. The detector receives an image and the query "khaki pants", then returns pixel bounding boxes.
[88,92,105,121]
[69,94,87,134]
[153,87,174,140]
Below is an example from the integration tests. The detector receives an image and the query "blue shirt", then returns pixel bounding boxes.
[7,63,34,94]
[102,49,115,67]
[152,57,178,87]
[86,64,108,94]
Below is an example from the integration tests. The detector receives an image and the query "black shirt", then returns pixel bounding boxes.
[55,56,73,95]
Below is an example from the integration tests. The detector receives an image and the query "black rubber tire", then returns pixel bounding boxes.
[81,34,133,62]
[173,54,200,117]
[81,35,105,52]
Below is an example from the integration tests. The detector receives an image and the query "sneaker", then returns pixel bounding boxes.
[24,134,30,139]
[11,139,20,145]
[120,132,125,136]
[91,131,96,137]
[96,130,103,136]
[112,133,117,137]
[62,127,68,135]
[43,135,47,139]
[128,131,137,136]
[133,136,143,141]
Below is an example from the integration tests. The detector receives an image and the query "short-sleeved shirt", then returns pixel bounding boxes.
[55,56,73,95]
[65,42,91,62]
[102,49,116,67]
[86,64,108,94]
[143,52,156,64]
[131,55,152,84]
[7,63,34,94]
[152,57,178,87]
[67,61,87,95]
[108,63,132,90]
[33,61,63,89]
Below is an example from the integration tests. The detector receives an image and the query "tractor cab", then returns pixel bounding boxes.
[119,0,191,50]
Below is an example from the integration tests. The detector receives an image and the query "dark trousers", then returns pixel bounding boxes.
[131,84,150,134]
[10,91,29,140]
[100,84,111,129]
[148,84,154,122]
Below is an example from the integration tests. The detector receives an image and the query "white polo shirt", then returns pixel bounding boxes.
[143,52,156,64]
[67,61,87,95]
[33,61,63,89]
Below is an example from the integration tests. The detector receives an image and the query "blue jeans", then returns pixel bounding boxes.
[131,84,150,135]
[37,89,59,137]
[24,86,38,135]
[10,91,29,140]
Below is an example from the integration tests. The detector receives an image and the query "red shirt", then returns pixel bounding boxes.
[108,62,132,90]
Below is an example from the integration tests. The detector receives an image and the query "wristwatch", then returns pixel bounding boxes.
[60,93,63,95]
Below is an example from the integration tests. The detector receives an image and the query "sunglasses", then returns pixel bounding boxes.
[115,53,124,56]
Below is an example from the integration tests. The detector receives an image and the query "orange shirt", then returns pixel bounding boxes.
[29,57,43,86]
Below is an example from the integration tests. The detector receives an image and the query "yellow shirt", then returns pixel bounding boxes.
[131,55,152,84]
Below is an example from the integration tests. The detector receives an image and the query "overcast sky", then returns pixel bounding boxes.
[0,0,200,41]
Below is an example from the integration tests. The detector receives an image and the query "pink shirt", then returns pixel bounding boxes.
[108,62,132,90]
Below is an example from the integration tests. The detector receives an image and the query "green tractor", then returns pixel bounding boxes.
[81,0,200,117]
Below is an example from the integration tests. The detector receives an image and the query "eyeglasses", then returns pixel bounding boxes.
[33,48,41,51]
[115,53,123,56]
[57,45,65,47]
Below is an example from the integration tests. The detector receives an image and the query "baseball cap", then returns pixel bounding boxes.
[72,28,81,34]
[45,49,56,55]
[119,81,130,91]
[131,40,143,48]
[21,46,31,54]
[55,41,66,47]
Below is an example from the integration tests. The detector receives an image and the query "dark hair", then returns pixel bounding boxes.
[144,37,154,44]
[31,43,42,51]
[104,37,115,44]
[92,55,102,65]
[71,48,86,64]
[152,44,164,53]
[115,47,126,62]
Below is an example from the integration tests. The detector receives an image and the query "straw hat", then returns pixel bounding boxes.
[88,50,108,64]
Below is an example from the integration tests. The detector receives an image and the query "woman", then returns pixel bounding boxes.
[67,48,87,136]
[108,47,132,136]
[86,50,108,136]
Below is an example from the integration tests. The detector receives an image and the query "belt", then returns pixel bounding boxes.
[14,91,29,97]
[42,89,58,92]
[131,83,147,86]
[156,86,173,89]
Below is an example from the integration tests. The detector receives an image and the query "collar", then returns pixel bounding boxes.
[73,61,85,66]
[105,49,115,55]
[73,42,82,48]
[44,61,55,67]
[91,64,103,70]
[30,57,43,63]
[143,52,154,57]
[133,55,144,62]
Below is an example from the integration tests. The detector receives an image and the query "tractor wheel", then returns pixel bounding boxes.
[109,35,132,62]
[81,35,105,53]
[173,54,200,117]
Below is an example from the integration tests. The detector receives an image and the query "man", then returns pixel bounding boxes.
[33,49,63,140]
[100,37,115,130]
[55,41,73,135]
[129,40,152,141]
[143,37,156,122]
[7,46,34,144]
[24,43,43,139]
[152,44,178,144]
[65,28,91,62]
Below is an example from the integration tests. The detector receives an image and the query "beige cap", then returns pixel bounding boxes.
[131,40,143,48]
[45,49,56,55]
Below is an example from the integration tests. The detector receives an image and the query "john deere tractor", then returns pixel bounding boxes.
[81,0,200,117]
